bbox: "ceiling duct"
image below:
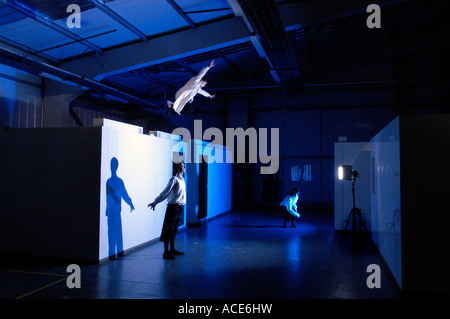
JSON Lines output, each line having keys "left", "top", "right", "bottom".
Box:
{"left": 238, "top": 0, "right": 301, "bottom": 85}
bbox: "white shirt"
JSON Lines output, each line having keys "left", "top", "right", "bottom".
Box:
{"left": 280, "top": 194, "right": 299, "bottom": 217}
{"left": 172, "top": 66, "right": 211, "bottom": 113}
{"left": 154, "top": 175, "right": 186, "bottom": 206}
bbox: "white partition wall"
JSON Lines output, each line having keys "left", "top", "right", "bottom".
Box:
{"left": 370, "top": 117, "right": 402, "bottom": 288}
{"left": 0, "top": 119, "right": 189, "bottom": 262}
{"left": 98, "top": 122, "right": 186, "bottom": 260}
{"left": 370, "top": 115, "right": 450, "bottom": 294}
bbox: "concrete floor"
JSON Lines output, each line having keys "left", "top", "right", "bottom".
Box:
{"left": 0, "top": 207, "right": 401, "bottom": 299}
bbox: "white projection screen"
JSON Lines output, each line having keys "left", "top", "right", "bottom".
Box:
{"left": 98, "top": 119, "right": 187, "bottom": 260}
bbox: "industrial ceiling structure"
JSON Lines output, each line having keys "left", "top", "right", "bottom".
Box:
{"left": 0, "top": 0, "right": 449, "bottom": 116}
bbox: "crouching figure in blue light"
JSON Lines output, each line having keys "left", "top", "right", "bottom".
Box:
{"left": 167, "top": 60, "right": 216, "bottom": 115}
{"left": 280, "top": 188, "right": 300, "bottom": 228}
{"left": 148, "top": 161, "right": 186, "bottom": 260}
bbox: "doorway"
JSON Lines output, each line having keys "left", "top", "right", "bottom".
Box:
{"left": 198, "top": 156, "right": 208, "bottom": 220}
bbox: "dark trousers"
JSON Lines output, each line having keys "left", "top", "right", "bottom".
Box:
{"left": 160, "top": 203, "right": 183, "bottom": 243}
{"left": 281, "top": 206, "right": 294, "bottom": 224}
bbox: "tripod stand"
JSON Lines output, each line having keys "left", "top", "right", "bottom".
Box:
{"left": 341, "top": 171, "right": 367, "bottom": 244}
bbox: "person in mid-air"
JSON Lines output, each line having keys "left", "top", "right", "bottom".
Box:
{"left": 280, "top": 188, "right": 300, "bottom": 228}
{"left": 167, "top": 59, "right": 216, "bottom": 115}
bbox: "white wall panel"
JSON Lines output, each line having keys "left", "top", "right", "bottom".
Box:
{"left": 370, "top": 117, "right": 401, "bottom": 288}
{"left": 98, "top": 123, "right": 184, "bottom": 260}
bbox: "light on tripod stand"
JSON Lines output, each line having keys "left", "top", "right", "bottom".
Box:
{"left": 338, "top": 164, "right": 367, "bottom": 242}
{"left": 338, "top": 165, "right": 359, "bottom": 182}
{"left": 338, "top": 166, "right": 343, "bottom": 180}
{"left": 338, "top": 165, "right": 350, "bottom": 180}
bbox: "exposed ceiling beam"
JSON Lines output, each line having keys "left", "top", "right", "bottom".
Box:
{"left": 227, "top": 0, "right": 281, "bottom": 83}
{"left": 132, "top": 70, "right": 176, "bottom": 91}
{"left": 185, "top": 8, "right": 231, "bottom": 14}
{"left": 175, "top": 59, "right": 197, "bottom": 75}
{"left": 0, "top": 71, "right": 43, "bottom": 88}
{"left": 0, "top": 46, "right": 163, "bottom": 113}
{"left": 87, "top": 0, "right": 148, "bottom": 42}
{"left": 239, "top": 0, "right": 301, "bottom": 84}
{"left": 0, "top": 34, "right": 59, "bottom": 64}
{"left": 166, "top": 0, "right": 196, "bottom": 29}
{"left": 34, "top": 29, "right": 117, "bottom": 54}
{"left": 215, "top": 49, "right": 246, "bottom": 81}
{"left": 226, "top": 0, "right": 254, "bottom": 32}
{"left": 0, "top": 0, "right": 103, "bottom": 55}
{"left": 58, "top": 17, "right": 252, "bottom": 80}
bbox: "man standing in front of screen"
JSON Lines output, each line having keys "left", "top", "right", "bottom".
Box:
{"left": 167, "top": 59, "right": 216, "bottom": 115}
{"left": 148, "top": 162, "right": 186, "bottom": 260}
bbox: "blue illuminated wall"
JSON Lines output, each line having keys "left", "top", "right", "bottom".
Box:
{"left": 186, "top": 140, "right": 232, "bottom": 225}
{"left": 0, "top": 63, "right": 42, "bottom": 129}
{"left": 0, "top": 64, "right": 15, "bottom": 128}
{"left": 206, "top": 155, "right": 232, "bottom": 219}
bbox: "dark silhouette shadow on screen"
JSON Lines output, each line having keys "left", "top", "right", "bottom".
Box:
{"left": 106, "top": 157, "right": 135, "bottom": 259}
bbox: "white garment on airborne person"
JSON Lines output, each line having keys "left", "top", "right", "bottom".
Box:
{"left": 168, "top": 66, "right": 212, "bottom": 114}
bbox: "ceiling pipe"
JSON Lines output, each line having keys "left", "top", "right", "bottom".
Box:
{"left": 166, "top": 0, "right": 196, "bottom": 29}
{"left": 241, "top": 0, "right": 300, "bottom": 84}
{"left": 226, "top": 0, "right": 280, "bottom": 83}
{"left": 227, "top": 0, "right": 254, "bottom": 33}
